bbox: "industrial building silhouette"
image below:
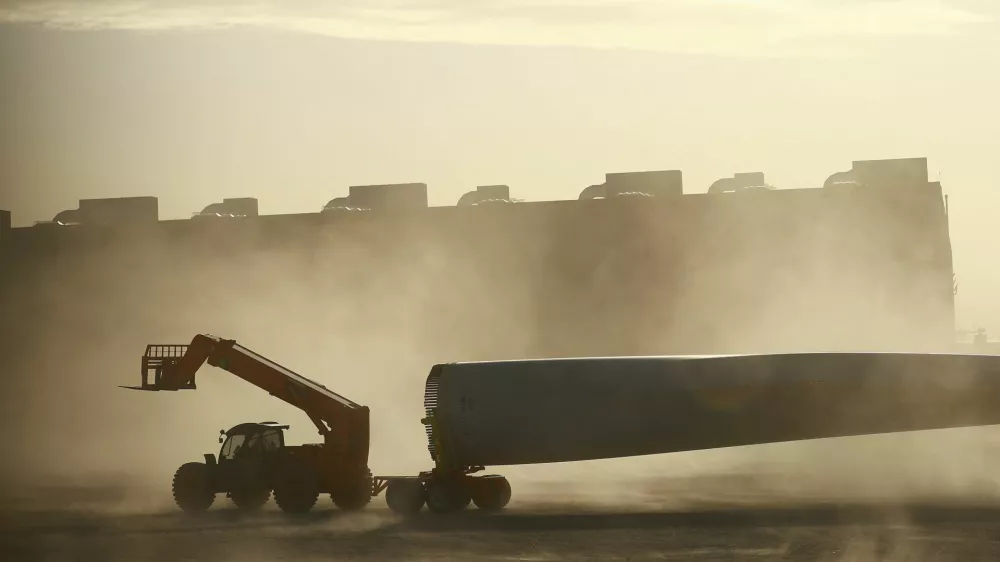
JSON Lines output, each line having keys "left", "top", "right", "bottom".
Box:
{"left": 0, "top": 157, "right": 969, "bottom": 357}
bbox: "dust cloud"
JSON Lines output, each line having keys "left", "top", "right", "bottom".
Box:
{"left": 1, "top": 212, "right": 543, "bottom": 506}
{"left": 2, "top": 188, "right": 996, "bottom": 517}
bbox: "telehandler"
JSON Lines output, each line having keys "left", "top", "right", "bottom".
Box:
{"left": 124, "top": 334, "right": 512, "bottom": 515}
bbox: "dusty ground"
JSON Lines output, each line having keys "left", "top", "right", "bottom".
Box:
{"left": 5, "top": 475, "right": 1000, "bottom": 561}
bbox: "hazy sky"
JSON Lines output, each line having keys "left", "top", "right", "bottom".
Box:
{"left": 0, "top": 0, "right": 998, "bottom": 329}
{"left": 2, "top": 1, "right": 997, "bottom": 55}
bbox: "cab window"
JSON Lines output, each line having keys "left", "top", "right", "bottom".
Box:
{"left": 242, "top": 429, "right": 282, "bottom": 455}
{"left": 220, "top": 434, "right": 246, "bottom": 460}
{"left": 261, "top": 429, "right": 282, "bottom": 451}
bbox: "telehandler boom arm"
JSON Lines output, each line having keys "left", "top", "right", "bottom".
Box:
{"left": 123, "top": 334, "right": 369, "bottom": 468}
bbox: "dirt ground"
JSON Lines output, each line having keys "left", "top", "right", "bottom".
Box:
{"left": 6, "top": 475, "right": 1000, "bottom": 562}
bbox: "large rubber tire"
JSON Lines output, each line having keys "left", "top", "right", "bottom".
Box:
{"left": 172, "top": 462, "right": 214, "bottom": 513}
{"left": 385, "top": 479, "right": 425, "bottom": 516}
{"left": 472, "top": 477, "right": 511, "bottom": 512}
{"left": 230, "top": 487, "right": 271, "bottom": 511}
{"left": 425, "top": 478, "right": 471, "bottom": 514}
{"left": 273, "top": 461, "right": 319, "bottom": 515}
{"left": 332, "top": 472, "right": 373, "bottom": 512}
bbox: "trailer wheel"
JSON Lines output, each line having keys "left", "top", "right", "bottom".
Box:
{"left": 472, "top": 477, "right": 511, "bottom": 512}
{"left": 230, "top": 487, "right": 271, "bottom": 511}
{"left": 273, "top": 462, "right": 319, "bottom": 514}
{"left": 385, "top": 479, "right": 425, "bottom": 515}
{"left": 172, "top": 462, "right": 214, "bottom": 513}
{"left": 332, "top": 472, "right": 373, "bottom": 512}
{"left": 425, "top": 478, "right": 471, "bottom": 514}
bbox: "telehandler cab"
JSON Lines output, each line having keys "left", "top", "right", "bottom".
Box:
{"left": 172, "top": 421, "right": 289, "bottom": 512}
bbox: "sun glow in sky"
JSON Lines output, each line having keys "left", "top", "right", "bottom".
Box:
{"left": 2, "top": 0, "right": 997, "bottom": 55}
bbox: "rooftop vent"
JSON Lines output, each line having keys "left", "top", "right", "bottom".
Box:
{"left": 458, "top": 185, "right": 511, "bottom": 206}
{"left": 708, "top": 172, "right": 770, "bottom": 194}
{"left": 195, "top": 198, "right": 258, "bottom": 218}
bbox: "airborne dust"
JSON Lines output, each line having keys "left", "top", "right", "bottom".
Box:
{"left": 2, "top": 195, "right": 999, "bottom": 520}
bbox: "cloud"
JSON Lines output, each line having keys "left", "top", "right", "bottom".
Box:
{"left": 0, "top": 0, "right": 993, "bottom": 56}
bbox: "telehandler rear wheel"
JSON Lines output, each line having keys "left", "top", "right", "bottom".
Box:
{"left": 172, "top": 462, "right": 214, "bottom": 513}
{"left": 230, "top": 487, "right": 271, "bottom": 511}
{"left": 273, "top": 461, "right": 319, "bottom": 514}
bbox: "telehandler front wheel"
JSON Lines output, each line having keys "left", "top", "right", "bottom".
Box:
{"left": 172, "top": 462, "right": 214, "bottom": 513}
